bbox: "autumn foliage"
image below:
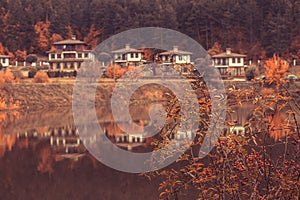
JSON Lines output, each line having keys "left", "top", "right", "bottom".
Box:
{"left": 104, "top": 65, "right": 126, "bottom": 79}
{"left": 147, "top": 72, "right": 300, "bottom": 199}
{"left": 0, "top": 67, "right": 14, "bottom": 87}
{"left": 264, "top": 54, "right": 289, "bottom": 80}
{"left": 33, "top": 71, "right": 50, "bottom": 83}
{"left": 34, "top": 21, "right": 51, "bottom": 53}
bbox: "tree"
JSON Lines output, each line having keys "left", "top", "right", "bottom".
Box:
{"left": 264, "top": 54, "right": 289, "bottom": 80}
{"left": 26, "top": 54, "right": 38, "bottom": 64}
{"left": 146, "top": 67, "right": 299, "bottom": 199}
{"left": 34, "top": 21, "right": 51, "bottom": 53}
{"left": 84, "top": 24, "right": 103, "bottom": 49}
{"left": 208, "top": 42, "right": 222, "bottom": 56}
{"left": 3, "top": 67, "right": 14, "bottom": 83}
{"left": 104, "top": 65, "right": 126, "bottom": 79}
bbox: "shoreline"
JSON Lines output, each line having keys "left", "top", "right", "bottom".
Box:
{"left": 1, "top": 80, "right": 299, "bottom": 111}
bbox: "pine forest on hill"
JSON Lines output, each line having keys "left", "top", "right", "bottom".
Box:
{"left": 0, "top": 0, "right": 299, "bottom": 62}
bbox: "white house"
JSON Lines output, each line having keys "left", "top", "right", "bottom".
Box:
{"left": 212, "top": 48, "right": 246, "bottom": 78}
{"left": 47, "top": 36, "right": 94, "bottom": 72}
{"left": 0, "top": 55, "right": 10, "bottom": 67}
{"left": 158, "top": 46, "right": 192, "bottom": 64}
{"left": 111, "top": 44, "right": 144, "bottom": 66}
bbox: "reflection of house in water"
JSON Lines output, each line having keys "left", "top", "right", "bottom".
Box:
{"left": 49, "top": 127, "right": 84, "bottom": 155}
{"left": 15, "top": 126, "right": 87, "bottom": 159}
{"left": 104, "top": 122, "right": 148, "bottom": 150}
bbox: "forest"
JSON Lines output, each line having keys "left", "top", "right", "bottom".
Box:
{"left": 0, "top": 0, "right": 299, "bottom": 62}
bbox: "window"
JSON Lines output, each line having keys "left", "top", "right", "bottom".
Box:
{"left": 57, "top": 54, "right": 61, "bottom": 59}
{"left": 64, "top": 53, "right": 76, "bottom": 59}
{"left": 131, "top": 53, "right": 134, "bottom": 58}
{"left": 78, "top": 53, "right": 82, "bottom": 58}
{"left": 135, "top": 53, "right": 139, "bottom": 58}
{"left": 51, "top": 54, "right": 55, "bottom": 59}
{"left": 232, "top": 58, "right": 236, "bottom": 63}
{"left": 237, "top": 58, "right": 241, "bottom": 63}
{"left": 178, "top": 55, "right": 183, "bottom": 61}
{"left": 85, "top": 53, "right": 88, "bottom": 58}
{"left": 222, "top": 58, "right": 227, "bottom": 65}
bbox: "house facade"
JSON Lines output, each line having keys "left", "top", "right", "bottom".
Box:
{"left": 47, "top": 36, "right": 94, "bottom": 72}
{"left": 158, "top": 46, "right": 192, "bottom": 64}
{"left": 212, "top": 48, "right": 246, "bottom": 78}
{"left": 111, "top": 44, "right": 144, "bottom": 66}
{"left": 0, "top": 55, "right": 10, "bottom": 67}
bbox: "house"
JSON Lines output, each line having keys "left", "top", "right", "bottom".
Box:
{"left": 158, "top": 46, "right": 192, "bottom": 65}
{"left": 212, "top": 48, "right": 246, "bottom": 79}
{"left": 0, "top": 55, "right": 10, "bottom": 68}
{"left": 111, "top": 44, "right": 144, "bottom": 66}
{"left": 47, "top": 36, "right": 94, "bottom": 72}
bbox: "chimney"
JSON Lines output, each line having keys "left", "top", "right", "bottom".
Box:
{"left": 71, "top": 35, "right": 76, "bottom": 40}
{"left": 173, "top": 46, "right": 179, "bottom": 52}
{"left": 125, "top": 44, "right": 130, "bottom": 50}
{"left": 226, "top": 48, "right": 232, "bottom": 55}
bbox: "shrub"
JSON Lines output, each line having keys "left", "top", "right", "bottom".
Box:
{"left": 33, "top": 71, "right": 50, "bottom": 83}
{"left": 28, "top": 69, "right": 37, "bottom": 78}
{"left": 105, "top": 65, "right": 126, "bottom": 79}
{"left": 26, "top": 54, "right": 38, "bottom": 63}
{"left": 245, "top": 66, "right": 257, "bottom": 81}
{"left": 3, "top": 67, "right": 14, "bottom": 83}
{"left": 0, "top": 71, "right": 5, "bottom": 88}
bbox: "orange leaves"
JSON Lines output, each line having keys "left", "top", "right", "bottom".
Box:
{"left": 14, "top": 49, "right": 27, "bottom": 62}
{"left": 33, "top": 71, "right": 50, "bottom": 83}
{"left": 142, "top": 48, "right": 153, "bottom": 61}
{"left": 208, "top": 42, "right": 222, "bottom": 56}
{"left": 0, "top": 67, "right": 14, "bottom": 88}
{"left": 3, "top": 67, "right": 14, "bottom": 83}
{"left": 34, "top": 21, "right": 51, "bottom": 52}
{"left": 264, "top": 54, "right": 289, "bottom": 80}
{"left": 50, "top": 33, "right": 63, "bottom": 43}
{"left": 84, "top": 24, "right": 103, "bottom": 49}
{"left": 105, "top": 64, "right": 126, "bottom": 79}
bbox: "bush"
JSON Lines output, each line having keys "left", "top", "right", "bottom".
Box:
{"left": 33, "top": 71, "right": 50, "bottom": 83}
{"left": 3, "top": 67, "right": 14, "bottom": 83}
{"left": 26, "top": 54, "right": 38, "bottom": 63}
{"left": 245, "top": 66, "right": 257, "bottom": 81}
{"left": 0, "top": 68, "right": 15, "bottom": 86}
{"left": 28, "top": 69, "right": 37, "bottom": 78}
{"left": 105, "top": 65, "right": 126, "bottom": 79}
{"left": 0, "top": 71, "right": 5, "bottom": 88}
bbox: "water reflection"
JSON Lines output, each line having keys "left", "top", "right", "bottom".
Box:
{"left": 0, "top": 102, "right": 296, "bottom": 199}
{"left": 0, "top": 108, "right": 167, "bottom": 200}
